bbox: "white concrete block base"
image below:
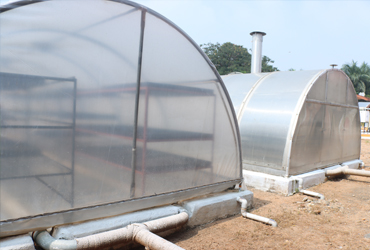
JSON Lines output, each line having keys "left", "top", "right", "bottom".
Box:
{"left": 0, "top": 234, "right": 35, "bottom": 250}
{"left": 0, "top": 190, "right": 253, "bottom": 250}
{"left": 181, "top": 190, "right": 253, "bottom": 227}
{"left": 243, "top": 160, "right": 363, "bottom": 196}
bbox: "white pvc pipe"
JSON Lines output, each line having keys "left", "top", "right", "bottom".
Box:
{"left": 134, "top": 225, "right": 183, "bottom": 250}
{"left": 236, "top": 197, "right": 277, "bottom": 227}
{"left": 33, "top": 231, "right": 77, "bottom": 250}
{"left": 300, "top": 190, "right": 325, "bottom": 200}
{"left": 33, "top": 212, "right": 188, "bottom": 250}
{"left": 294, "top": 178, "right": 325, "bottom": 200}
{"left": 326, "top": 165, "right": 370, "bottom": 177}
{"left": 360, "top": 161, "right": 365, "bottom": 168}
{"left": 250, "top": 31, "right": 266, "bottom": 74}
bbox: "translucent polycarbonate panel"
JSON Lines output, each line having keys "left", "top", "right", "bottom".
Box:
{"left": 73, "top": 89, "right": 136, "bottom": 207}
{"left": 290, "top": 70, "right": 360, "bottom": 175}
{"left": 320, "top": 105, "right": 344, "bottom": 165}
{"left": 347, "top": 79, "right": 359, "bottom": 106}
{"left": 342, "top": 108, "right": 361, "bottom": 160}
{"left": 238, "top": 70, "right": 322, "bottom": 170}
{"left": 1, "top": 74, "right": 75, "bottom": 127}
{"left": 289, "top": 102, "right": 325, "bottom": 175}
{"left": 306, "top": 72, "right": 327, "bottom": 101}
{"left": 140, "top": 13, "right": 217, "bottom": 84}
{"left": 326, "top": 70, "right": 348, "bottom": 105}
{"left": 1, "top": 0, "right": 241, "bottom": 226}
{"left": 0, "top": 0, "right": 141, "bottom": 219}
{"left": 221, "top": 73, "right": 266, "bottom": 114}
{"left": 0, "top": 1, "right": 140, "bottom": 83}
{"left": 132, "top": 12, "right": 241, "bottom": 197}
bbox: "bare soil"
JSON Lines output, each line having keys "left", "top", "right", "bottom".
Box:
{"left": 166, "top": 139, "right": 370, "bottom": 250}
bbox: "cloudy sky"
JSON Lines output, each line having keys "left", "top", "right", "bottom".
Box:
{"left": 134, "top": 0, "right": 369, "bottom": 71}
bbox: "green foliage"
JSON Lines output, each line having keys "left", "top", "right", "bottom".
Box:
{"left": 341, "top": 61, "right": 370, "bottom": 95}
{"left": 200, "top": 42, "right": 278, "bottom": 75}
{"left": 262, "top": 56, "right": 279, "bottom": 72}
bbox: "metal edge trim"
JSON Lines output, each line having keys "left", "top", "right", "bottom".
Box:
{"left": 282, "top": 69, "right": 327, "bottom": 177}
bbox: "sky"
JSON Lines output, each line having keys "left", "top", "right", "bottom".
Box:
{"left": 1, "top": 0, "right": 369, "bottom": 71}
{"left": 133, "top": 0, "right": 370, "bottom": 71}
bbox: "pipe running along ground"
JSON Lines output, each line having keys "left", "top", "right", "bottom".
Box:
{"left": 33, "top": 212, "right": 188, "bottom": 250}
{"left": 293, "top": 178, "right": 325, "bottom": 200}
{"left": 236, "top": 197, "right": 277, "bottom": 227}
{"left": 326, "top": 165, "right": 370, "bottom": 178}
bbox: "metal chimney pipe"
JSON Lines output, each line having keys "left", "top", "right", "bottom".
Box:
{"left": 250, "top": 31, "right": 266, "bottom": 73}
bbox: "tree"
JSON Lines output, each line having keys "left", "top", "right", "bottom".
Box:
{"left": 200, "top": 42, "right": 278, "bottom": 75}
{"left": 262, "top": 56, "right": 279, "bottom": 72}
{"left": 341, "top": 61, "right": 370, "bottom": 95}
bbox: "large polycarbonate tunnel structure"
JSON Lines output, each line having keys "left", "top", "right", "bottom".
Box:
{"left": 222, "top": 69, "right": 361, "bottom": 177}
{"left": 0, "top": 0, "right": 242, "bottom": 237}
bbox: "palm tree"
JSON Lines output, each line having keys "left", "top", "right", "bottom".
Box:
{"left": 342, "top": 61, "right": 370, "bottom": 95}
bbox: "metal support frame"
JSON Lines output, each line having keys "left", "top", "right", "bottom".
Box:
{"left": 130, "top": 9, "right": 146, "bottom": 198}
{"left": 0, "top": 73, "right": 77, "bottom": 207}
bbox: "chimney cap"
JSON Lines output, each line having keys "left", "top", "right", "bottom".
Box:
{"left": 250, "top": 31, "right": 266, "bottom": 36}
{"left": 330, "top": 64, "right": 338, "bottom": 68}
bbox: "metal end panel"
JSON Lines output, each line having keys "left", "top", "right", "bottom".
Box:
{"left": 289, "top": 69, "right": 361, "bottom": 175}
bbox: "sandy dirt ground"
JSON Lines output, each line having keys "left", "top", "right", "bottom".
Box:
{"left": 163, "top": 139, "right": 370, "bottom": 250}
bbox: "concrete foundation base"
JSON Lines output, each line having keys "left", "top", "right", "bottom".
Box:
{"left": 0, "top": 189, "right": 253, "bottom": 250}
{"left": 181, "top": 190, "right": 253, "bottom": 227}
{"left": 242, "top": 160, "right": 363, "bottom": 196}
{"left": 0, "top": 234, "right": 35, "bottom": 250}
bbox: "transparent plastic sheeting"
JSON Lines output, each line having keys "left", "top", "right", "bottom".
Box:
{"left": 0, "top": 0, "right": 241, "bottom": 223}
{"left": 223, "top": 69, "right": 360, "bottom": 176}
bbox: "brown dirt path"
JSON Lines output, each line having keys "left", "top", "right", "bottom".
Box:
{"left": 166, "top": 140, "right": 370, "bottom": 250}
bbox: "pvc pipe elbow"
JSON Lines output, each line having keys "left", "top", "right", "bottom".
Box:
{"left": 238, "top": 197, "right": 277, "bottom": 227}
{"left": 360, "top": 161, "right": 365, "bottom": 168}
{"left": 33, "top": 231, "right": 77, "bottom": 250}
{"left": 236, "top": 197, "right": 248, "bottom": 213}
{"left": 269, "top": 219, "right": 278, "bottom": 227}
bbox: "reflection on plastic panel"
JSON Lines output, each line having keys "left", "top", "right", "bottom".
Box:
{"left": 326, "top": 70, "right": 348, "bottom": 105}
{"left": 0, "top": 0, "right": 241, "bottom": 226}
{"left": 238, "top": 70, "right": 321, "bottom": 169}
{"left": 306, "top": 72, "right": 326, "bottom": 101}
{"left": 289, "top": 102, "right": 325, "bottom": 175}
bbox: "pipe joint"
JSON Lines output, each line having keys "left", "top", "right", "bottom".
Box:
{"left": 236, "top": 196, "right": 248, "bottom": 213}
{"left": 292, "top": 178, "right": 325, "bottom": 199}
{"left": 326, "top": 165, "right": 370, "bottom": 178}
{"left": 34, "top": 212, "right": 188, "bottom": 250}
{"left": 236, "top": 197, "right": 277, "bottom": 227}
{"left": 33, "top": 231, "right": 77, "bottom": 250}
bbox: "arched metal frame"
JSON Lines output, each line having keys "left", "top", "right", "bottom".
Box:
{"left": 223, "top": 69, "right": 361, "bottom": 177}
{"left": 0, "top": 0, "right": 242, "bottom": 237}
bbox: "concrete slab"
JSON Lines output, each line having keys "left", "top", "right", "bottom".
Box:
{"left": 243, "top": 170, "right": 293, "bottom": 194}
{"left": 295, "top": 169, "right": 326, "bottom": 190}
{"left": 243, "top": 159, "right": 363, "bottom": 195}
{"left": 52, "top": 205, "right": 182, "bottom": 240}
{"left": 52, "top": 190, "right": 253, "bottom": 240}
{"left": 182, "top": 190, "right": 253, "bottom": 227}
{"left": 342, "top": 160, "right": 363, "bottom": 169}
{"left": 0, "top": 189, "right": 254, "bottom": 249}
{"left": 0, "top": 234, "right": 35, "bottom": 250}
